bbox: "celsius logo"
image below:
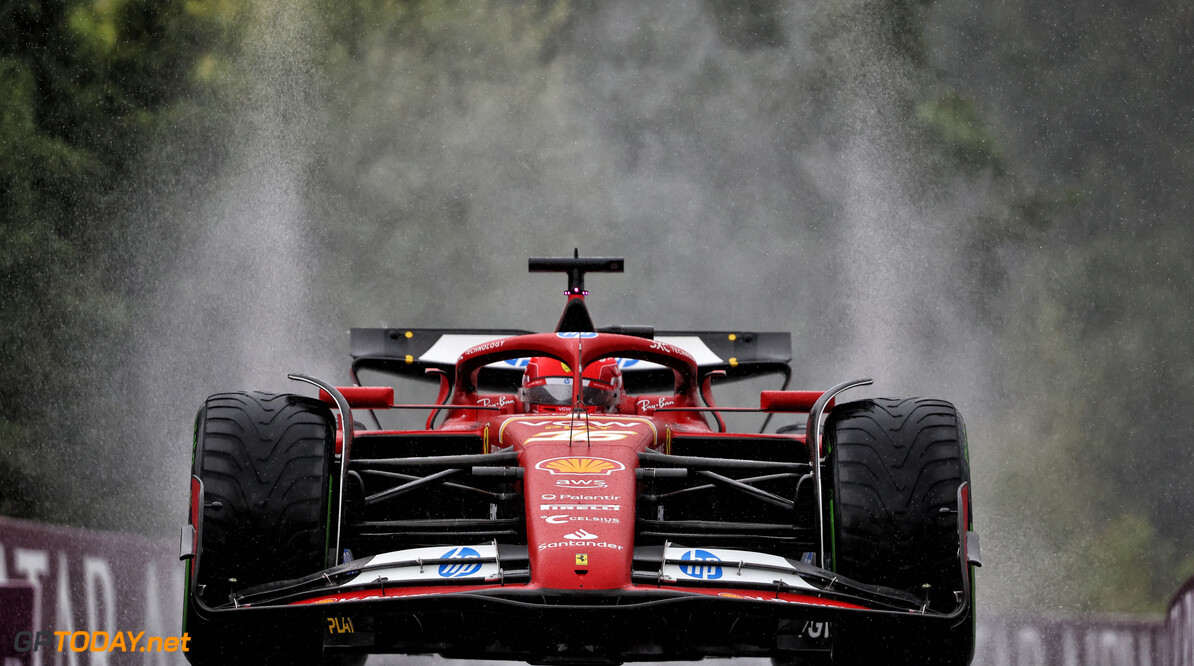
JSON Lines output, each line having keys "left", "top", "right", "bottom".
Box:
{"left": 564, "top": 528, "right": 598, "bottom": 540}
{"left": 542, "top": 514, "right": 620, "bottom": 525}
{"left": 679, "top": 549, "right": 723, "bottom": 580}
{"left": 503, "top": 357, "right": 531, "bottom": 367}
{"left": 556, "top": 332, "right": 598, "bottom": 338}
{"left": 437, "top": 547, "right": 482, "bottom": 578}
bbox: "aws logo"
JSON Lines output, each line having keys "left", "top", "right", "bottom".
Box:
{"left": 535, "top": 457, "right": 626, "bottom": 475}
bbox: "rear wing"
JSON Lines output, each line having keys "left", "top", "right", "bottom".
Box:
{"left": 349, "top": 328, "right": 792, "bottom": 392}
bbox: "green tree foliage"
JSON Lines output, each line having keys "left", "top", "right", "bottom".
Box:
{"left": 0, "top": 0, "right": 233, "bottom": 526}
{"left": 995, "top": 232, "right": 1194, "bottom": 612}
{"left": 929, "top": 0, "right": 1194, "bottom": 612}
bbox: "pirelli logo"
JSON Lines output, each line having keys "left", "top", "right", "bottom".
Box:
{"left": 540, "top": 504, "right": 620, "bottom": 511}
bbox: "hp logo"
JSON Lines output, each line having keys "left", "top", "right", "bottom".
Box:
{"left": 679, "top": 549, "right": 723, "bottom": 580}
{"left": 437, "top": 547, "right": 482, "bottom": 578}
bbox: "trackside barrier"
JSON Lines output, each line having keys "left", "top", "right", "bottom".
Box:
{"left": 1169, "top": 578, "right": 1194, "bottom": 666}
{"left": 0, "top": 517, "right": 184, "bottom": 666}
{"left": 975, "top": 614, "right": 1165, "bottom": 665}
{"left": 974, "top": 579, "right": 1194, "bottom": 666}
{"left": 1, "top": 582, "right": 35, "bottom": 666}
{"left": 2, "top": 516, "right": 1193, "bottom": 665}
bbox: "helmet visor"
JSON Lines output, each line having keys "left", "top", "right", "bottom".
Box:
{"left": 522, "top": 377, "right": 573, "bottom": 406}
{"left": 523, "top": 377, "right": 618, "bottom": 408}
{"left": 581, "top": 381, "right": 618, "bottom": 408}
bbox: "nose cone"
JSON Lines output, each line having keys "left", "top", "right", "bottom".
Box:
{"left": 498, "top": 415, "right": 659, "bottom": 590}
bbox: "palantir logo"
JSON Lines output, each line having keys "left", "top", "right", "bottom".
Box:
{"left": 679, "top": 549, "right": 723, "bottom": 580}
{"left": 438, "top": 547, "right": 482, "bottom": 578}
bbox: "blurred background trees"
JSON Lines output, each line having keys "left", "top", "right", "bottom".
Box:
{"left": 0, "top": 0, "right": 237, "bottom": 523}
{"left": 2, "top": 0, "right": 1191, "bottom": 614}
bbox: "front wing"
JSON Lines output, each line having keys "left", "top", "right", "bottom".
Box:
{"left": 187, "top": 545, "right": 972, "bottom": 664}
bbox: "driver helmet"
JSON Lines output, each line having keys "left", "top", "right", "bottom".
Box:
{"left": 519, "top": 357, "right": 623, "bottom": 413}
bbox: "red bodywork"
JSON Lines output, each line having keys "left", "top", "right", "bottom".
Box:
{"left": 329, "top": 331, "right": 748, "bottom": 592}
{"left": 183, "top": 257, "right": 976, "bottom": 665}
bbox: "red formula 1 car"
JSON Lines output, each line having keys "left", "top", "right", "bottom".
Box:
{"left": 181, "top": 254, "right": 979, "bottom": 666}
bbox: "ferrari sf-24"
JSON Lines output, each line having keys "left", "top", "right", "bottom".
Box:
{"left": 181, "top": 253, "right": 979, "bottom": 665}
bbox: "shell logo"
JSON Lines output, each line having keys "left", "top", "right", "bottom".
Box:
{"left": 535, "top": 457, "right": 626, "bottom": 476}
